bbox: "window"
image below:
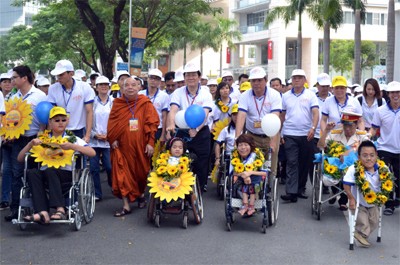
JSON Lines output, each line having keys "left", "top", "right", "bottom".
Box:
{"left": 343, "top": 11, "right": 354, "bottom": 24}
{"left": 247, "top": 11, "right": 265, "bottom": 26}
{"left": 380, "top": 14, "right": 387, "bottom": 26}
{"left": 286, "top": 41, "right": 297, "bottom": 66}
{"left": 248, "top": 47, "right": 255, "bottom": 59}
{"left": 373, "top": 13, "right": 379, "bottom": 25}
{"left": 365, "top": 12, "right": 373, "bottom": 25}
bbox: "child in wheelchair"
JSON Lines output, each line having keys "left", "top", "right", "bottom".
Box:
{"left": 231, "top": 134, "right": 266, "bottom": 216}
{"left": 16, "top": 106, "right": 95, "bottom": 224}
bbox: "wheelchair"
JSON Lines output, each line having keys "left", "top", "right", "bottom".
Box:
{"left": 224, "top": 151, "right": 279, "bottom": 233}
{"left": 216, "top": 143, "right": 230, "bottom": 200}
{"left": 12, "top": 152, "right": 95, "bottom": 231}
{"left": 147, "top": 176, "right": 203, "bottom": 229}
{"left": 311, "top": 151, "right": 346, "bottom": 220}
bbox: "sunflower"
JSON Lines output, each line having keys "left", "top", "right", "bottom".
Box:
{"left": 245, "top": 163, "right": 254, "bottom": 171}
{"left": 254, "top": 159, "right": 263, "bottom": 167}
{"left": 217, "top": 101, "right": 224, "bottom": 106}
{"left": 362, "top": 181, "right": 369, "bottom": 191}
{"left": 380, "top": 172, "right": 388, "bottom": 180}
{"left": 212, "top": 118, "right": 229, "bottom": 140}
{"left": 378, "top": 195, "right": 388, "bottom": 204}
{"left": 364, "top": 191, "right": 377, "bottom": 204}
{"left": 160, "top": 152, "right": 170, "bottom": 160}
{"left": 329, "top": 165, "right": 338, "bottom": 174}
{"left": 382, "top": 180, "right": 393, "bottom": 192}
{"left": 221, "top": 105, "right": 229, "bottom": 113}
{"left": 231, "top": 158, "right": 240, "bottom": 166}
{"left": 179, "top": 156, "right": 189, "bottom": 165}
{"left": 235, "top": 163, "right": 245, "bottom": 173}
{"left": 377, "top": 160, "right": 385, "bottom": 168}
{"left": 148, "top": 171, "right": 195, "bottom": 203}
{"left": 156, "top": 159, "right": 167, "bottom": 166}
{"left": 30, "top": 145, "right": 74, "bottom": 169}
{"left": 156, "top": 166, "right": 167, "bottom": 175}
{"left": 0, "top": 97, "right": 33, "bottom": 140}
{"left": 178, "top": 163, "right": 188, "bottom": 173}
{"left": 325, "top": 164, "right": 333, "bottom": 174}
{"left": 167, "top": 165, "right": 178, "bottom": 176}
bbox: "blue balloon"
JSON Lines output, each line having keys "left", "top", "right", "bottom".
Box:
{"left": 184, "top": 104, "right": 205, "bottom": 129}
{"left": 36, "top": 101, "right": 54, "bottom": 124}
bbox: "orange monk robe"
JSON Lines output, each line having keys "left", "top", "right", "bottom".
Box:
{"left": 107, "top": 95, "right": 159, "bottom": 202}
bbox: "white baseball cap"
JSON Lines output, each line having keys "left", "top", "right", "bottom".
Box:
{"left": 249, "top": 67, "right": 267, "bottom": 80}
{"left": 386, "top": 81, "right": 400, "bottom": 92}
{"left": 116, "top": 70, "right": 130, "bottom": 81}
{"left": 221, "top": 71, "right": 233, "bottom": 78}
{"left": 380, "top": 84, "right": 387, "bottom": 91}
{"left": 75, "top": 69, "right": 87, "bottom": 79}
{"left": 51, "top": 60, "right": 74, "bottom": 76}
{"left": 95, "top": 76, "right": 110, "bottom": 85}
{"left": 37, "top": 77, "right": 51, "bottom": 86}
{"left": 174, "top": 71, "right": 184, "bottom": 82}
{"left": 346, "top": 88, "right": 352, "bottom": 95}
{"left": 207, "top": 79, "right": 218, "bottom": 86}
{"left": 291, "top": 69, "right": 306, "bottom": 78}
{"left": 148, "top": 68, "right": 163, "bottom": 79}
{"left": 354, "top": 85, "right": 363, "bottom": 93}
{"left": 183, "top": 62, "right": 200, "bottom": 74}
{"left": 0, "top": 72, "right": 12, "bottom": 81}
{"left": 316, "top": 73, "right": 331, "bottom": 86}
{"left": 201, "top": 75, "right": 209, "bottom": 80}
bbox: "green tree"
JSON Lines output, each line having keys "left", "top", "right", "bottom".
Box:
{"left": 386, "top": 0, "right": 395, "bottom": 82}
{"left": 264, "top": 0, "right": 314, "bottom": 69}
{"left": 214, "top": 17, "right": 242, "bottom": 76}
{"left": 330, "top": 40, "right": 353, "bottom": 75}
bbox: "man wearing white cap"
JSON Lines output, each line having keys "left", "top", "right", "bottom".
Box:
{"left": 235, "top": 66, "right": 282, "bottom": 178}
{"left": 47, "top": 59, "right": 95, "bottom": 143}
{"left": 371, "top": 81, "right": 400, "bottom": 216}
{"left": 173, "top": 71, "right": 185, "bottom": 88}
{"left": 200, "top": 75, "right": 208, "bottom": 86}
{"left": 280, "top": 69, "right": 319, "bottom": 203}
{"left": 221, "top": 70, "right": 241, "bottom": 102}
{"left": 167, "top": 62, "right": 213, "bottom": 191}
{"left": 138, "top": 68, "right": 170, "bottom": 142}
{"left": 36, "top": 77, "right": 51, "bottom": 95}
{"left": 74, "top": 69, "right": 87, "bottom": 82}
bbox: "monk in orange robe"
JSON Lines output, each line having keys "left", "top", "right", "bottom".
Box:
{"left": 108, "top": 76, "right": 159, "bottom": 217}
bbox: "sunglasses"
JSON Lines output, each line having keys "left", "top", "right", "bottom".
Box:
{"left": 54, "top": 119, "right": 67, "bottom": 123}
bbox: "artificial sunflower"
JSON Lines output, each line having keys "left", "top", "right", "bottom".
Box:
{"left": 148, "top": 171, "right": 195, "bottom": 203}
{"left": 211, "top": 164, "right": 218, "bottom": 183}
{"left": 254, "top": 159, "right": 263, "bottom": 167}
{"left": 382, "top": 180, "right": 393, "bottom": 192}
{"left": 178, "top": 163, "right": 188, "bottom": 173}
{"left": 212, "top": 118, "right": 230, "bottom": 140}
{"left": 156, "top": 159, "right": 167, "bottom": 166}
{"left": 160, "top": 152, "right": 170, "bottom": 160}
{"left": 30, "top": 144, "right": 74, "bottom": 169}
{"left": 167, "top": 165, "right": 178, "bottom": 175}
{"left": 234, "top": 163, "right": 245, "bottom": 173}
{"left": 221, "top": 105, "right": 229, "bottom": 113}
{"left": 179, "top": 156, "right": 189, "bottom": 165}
{"left": 377, "top": 160, "right": 385, "bottom": 168}
{"left": 157, "top": 166, "right": 167, "bottom": 175}
{"left": 362, "top": 181, "right": 369, "bottom": 191}
{"left": 365, "top": 192, "right": 377, "bottom": 204}
{"left": 380, "top": 171, "right": 389, "bottom": 180}
{"left": 245, "top": 164, "right": 254, "bottom": 171}
{"left": 0, "top": 97, "right": 33, "bottom": 139}
{"left": 231, "top": 158, "right": 240, "bottom": 166}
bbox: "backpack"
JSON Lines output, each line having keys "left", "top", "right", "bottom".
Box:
{"left": 358, "top": 96, "right": 383, "bottom": 107}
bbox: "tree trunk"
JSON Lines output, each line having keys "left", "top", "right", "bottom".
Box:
{"left": 296, "top": 12, "right": 302, "bottom": 69}
{"left": 183, "top": 41, "right": 187, "bottom": 66}
{"left": 386, "top": 0, "right": 395, "bottom": 83}
{"left": 219, "top": 45, "right": 223, "bottom": 76}
{"left": 354, "top": 7, "right": 361, "bottom": 84}
{"left": 323, "top": 22, "right": 330, "bottom": 73}
{"left": 200, "top": 48, "right": 203, "bottom": 74}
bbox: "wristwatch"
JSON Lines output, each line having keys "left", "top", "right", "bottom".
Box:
{"left": 311, "top": 126, "right": 316, "bottom": 130}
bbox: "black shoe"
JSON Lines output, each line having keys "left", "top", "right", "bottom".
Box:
{"left": 203, "top": 185, "right": 207, "bottom": 193}
{"left": 322, "top": 187, "right": 330, "bottom": 195}
{"left": 281, "top": 194, "right": 297, "bottom": 203}
{"left": 328, "top": 196, "right": 337, "bottom": 205}
{"left": 279, "top": 179, "right": 286, "bottom": 185}
{"left": 297, "top": 192, "right": 308, "bottom": 199}
{"left": 4, "top": 210, "right": 18, "bottom": 222}
{"left": 0, "top": 201, "right": 10, "bottom": 211}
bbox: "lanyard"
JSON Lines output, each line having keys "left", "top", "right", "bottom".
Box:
{"left": 146, "top": 88, "right": 158, "bottom": 103}
{"left": 62, "top": 79, "right": 75, "bottom": 110}
{"left": 253, "top": 88, "right": 267, "bottom": 119}
{"left": 335, "top": 95, "right": 348, "bottom": 120}
{"left": 17, "top": 87, "right": 33, "bottom": 100}
{"left": 125, "top": 95, "right": 138, "bottom": 118}
{"left": 185, "top": 85, "right": 200, "bottom": 106}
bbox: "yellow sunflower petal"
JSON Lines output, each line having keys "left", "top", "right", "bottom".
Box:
{"left": 0, "top": 97, "right": 33, "bottom": 139}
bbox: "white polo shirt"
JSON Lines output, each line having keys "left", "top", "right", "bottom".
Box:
{"left": 229, "top": 87, "right": 241, "bottom": 102}
{"left": 11, "top": 86, "right": 47, "bottom": 137}
{"left": 314, "top": 92, "right": 332, "bottom": 138}
{"left": 90, "top": 95, "right": 113, "bottom": 148}
{"left": 213, "top": 97, "right": 238, "bottom": 122}
{"left": 238, "top": 87, "right": 282, "bottom": 135}
{"left": 216, "top": 125, "right": 236, "bottom": 154}
{"left": 282, "top": 88, "right": 319, "bottom": 137}
{"left": 359, "top": 95, "right": 386, "bottom": 128}
{"left": 371, "top": 104, "right": 400, "bottom": 153}
{"left": 47, "top": 79, "right": 95, "bottom": 130}
{"left": 0, "top": 92, "right": 5, "bottom": 116}
{"left": 321, "top": 95, "right": 363, "bottom": 129}
{"left": 139, "top": 88, "right": 170, "bottom": 129}
{"left": 170, "top": 85, "right": 213, "bottom": 112}
{"left": 343, "top": 164, "right": 381, "bottom": 207}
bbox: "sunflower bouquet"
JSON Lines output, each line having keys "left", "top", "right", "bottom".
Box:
{"left": 354, "top": 159, "right": 395, "bottom": 206}
{"left": 148, "top": 151, "right": 195, "bottom": 202}
{"left": 322, "top": 140, "right": 349, "bottom": 183}
{"left": 231, "top": 148, "right": 265, "bottom": 173}
{"left": 325, "top": 139, "right": 347, "bottom": 158}
{"left": 216, "top": 99, "right": 229, "bottom": 113}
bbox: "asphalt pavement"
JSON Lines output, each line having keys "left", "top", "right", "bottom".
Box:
{"left": 0, "top": 174, "right": 399, "bottom": 265}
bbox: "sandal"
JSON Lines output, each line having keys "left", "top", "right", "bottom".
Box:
{"left": 247, "top": 205, "right": 255, "bottom": 216}
{"left": 137, "top": 196, "right": 147, "bottom": 209}
{"left": 24, "top": 212, "right": 50, "bottom": 225}
{"left": 238, "top": 203, "right": 248, "bottom": 216}
{"left": 339, "top": 205, "right": 348, "bottom": 211}
{"left": 383, "top": 207, "right": 394, "bottom": 216}
{"left": 50, "top": 211, "right": 67, "bottom": 220}
{"left": 114, "top": 208, "right": 132, "bottom": 217}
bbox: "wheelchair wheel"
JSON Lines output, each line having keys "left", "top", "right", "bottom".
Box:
{"left": 191, "top": 178, "right": 203, "bottom": 223}
{"left": 147, "top": 193, "right": 156, "bottom": 223}
{"left": 154, "top": 212, "right": 160, "bottom": 228}
{"left": 182, "top": 213, "right": 188, "bottom": 229}
{"left": 72, "top": 208, "right": 82, "bottom": 231}
{"left": 268, "top": 176, "right": 279, "bottom": 226}
{"left": 79, "top": 168, "right": 95, "bottom": 224}
{"left": 311, "top": 163, "right": 322, "bottom": 220}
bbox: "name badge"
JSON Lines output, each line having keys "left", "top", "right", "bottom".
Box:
{"left": 129, "top": 118, "right": 139, "bottom": 131}
{"left": 253, "top": 120, "right": 261, "bottom": 128}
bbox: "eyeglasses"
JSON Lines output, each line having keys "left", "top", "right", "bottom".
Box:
{"left": 54, "top": 119, "right": 67, "bottom": 123}
{"left": 223, "top": 78, "right": 233, "bottom": 82}
{"left": 11, "top": 76, "right": 20, "bottom": 80}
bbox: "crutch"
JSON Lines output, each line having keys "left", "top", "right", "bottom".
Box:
{"left": 348, "top": 190, "right": 360, "bottom": 250}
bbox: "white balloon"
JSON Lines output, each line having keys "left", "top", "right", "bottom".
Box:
{"left": 261, "top": 114, "right": 281, "bottom": 137}
{"left": 175, "top": 110, "right": 189, "bottom": 129}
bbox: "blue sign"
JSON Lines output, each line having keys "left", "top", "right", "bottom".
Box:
{"left": 117, "top": 62, "right": 128, "bottom": 71}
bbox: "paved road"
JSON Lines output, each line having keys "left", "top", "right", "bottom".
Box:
{"left": 0, "top": 176, "right": 399, "bottom": 265}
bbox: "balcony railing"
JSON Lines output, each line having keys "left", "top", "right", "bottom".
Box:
{"left": 236, "top": 0, "right": 270, "bottom": 9}
{"left": 239, "top": 22, "right": 266, "bottom": 34}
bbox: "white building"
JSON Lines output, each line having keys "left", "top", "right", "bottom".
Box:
{"left": 166, "top": 0, "right": 399, "bottom": 83}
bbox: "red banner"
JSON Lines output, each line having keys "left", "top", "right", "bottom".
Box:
{"left": 226, "top": 47, "right": 231, "bottom": 64}
{"left": 268, "top": 40, "right": 273, "bottom": 60}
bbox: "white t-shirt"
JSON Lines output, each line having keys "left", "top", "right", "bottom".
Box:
{"left": 343, "top": 164, "right": 381, "bottom": 207}
{"left": 282, "top": 88, "right": 319, "bottom": 136}
{"left": 321, "top": 95, "right": 363, "bottom": 129}
{"left": 11, "top": 86, "right": 47, "bottom": 137}
{"left": 216, "top": 125, "right": 236, "bottom": 155}
{"left": 0, "top": 92, "right": 5, "bottom": 116}
{"left": 213, "top": 97, "right": 237, "bottom": 122}
{"left": 371, "top": 104, "right": 400, "bottom": 153}
{"left": 47, "top": 79, "right": 95, "bottom": 130}
{"left": 139, "top": 88, "right": 170, "bottom": 129}
{"left": 238, "top": 87, "right": 282, "bottom": 135}
{"left": 229, "top": 87, "right": 241, "bottom": 102}
{"left": 314, "top": 92, "right": 332, "bottom": 138}
{"left": 89, "top": 95, "right": 113, "bottom": 148}
{"left": 359, "top": 96, "right": 386, "bottom": 128}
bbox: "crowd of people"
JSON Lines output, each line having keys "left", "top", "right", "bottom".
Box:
{"left": 0, "top": 59, "right": 398, "bottom": 248}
